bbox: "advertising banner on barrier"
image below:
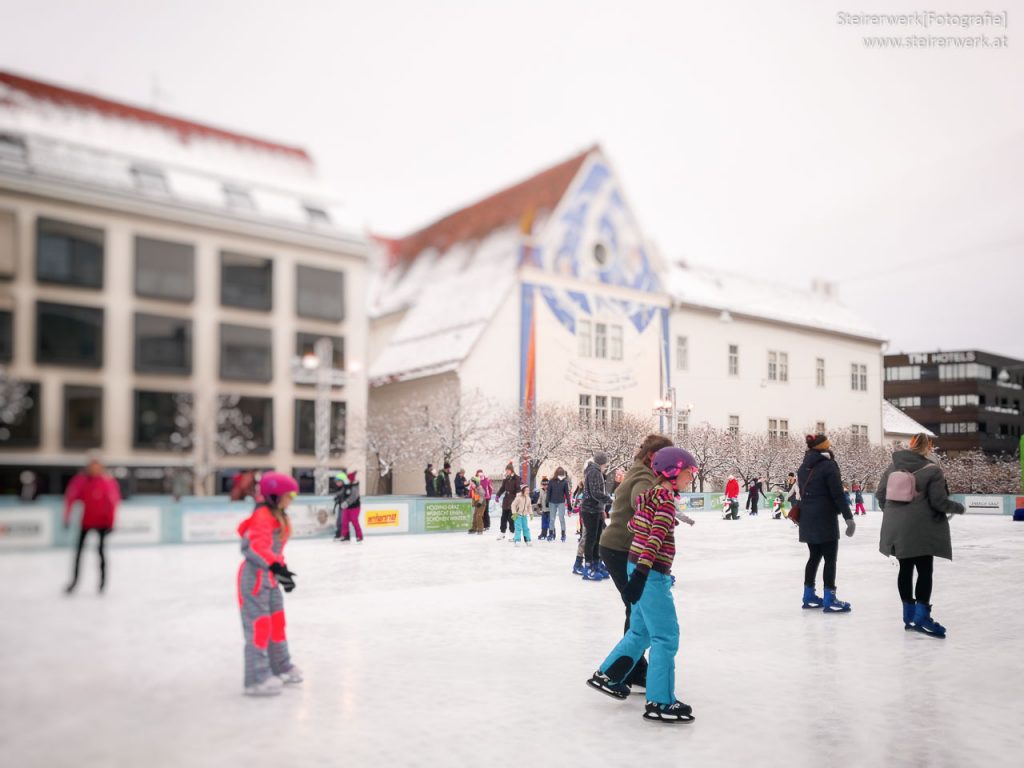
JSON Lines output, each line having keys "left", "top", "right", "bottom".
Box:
{"left": 362, "top": 502, "right": 409, "bottom": 533}
{"left": 963, "top": 495, "right": 1004, "bottom": 515}
{"left": 288, "top": 503, "right": 334, "bottom": 538}
{"left": 424, "top": 500, "right": 473, "bottom": 531}
{"left": 0, "top": 508, "right": 52, "bottom": 548}
{"left": 114, "top": 507, "right": 161, "bottom": 545}
{"left": 182, "top": 509, "right": 250, "bottom": 543}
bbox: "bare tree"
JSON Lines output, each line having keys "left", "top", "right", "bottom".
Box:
{"left": 944, "top": 448, "right": 1022, "bottom": 494}
{"left": 0, "top": 366, "right": 33, "bottom": 441}
{"left": 488, "top": 401, "right": 580, "bottom": 484}
{"left": 169, "top": 393, "right": 260, "bottom": 495}
{"left": 683, "top": 422, "right": 732, "bottom": 492}
{"left": 361, "top": 405, "right": 427, "bottom": 494}
{"left": 574, "top": 412, "right": 658, "bottom": 475}
{"left": 422, "top": 390, "right": 495, "bottom": 466}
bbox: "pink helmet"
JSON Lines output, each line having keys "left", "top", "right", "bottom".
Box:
{"left": 259, "top": 472, "right": 299, "bottom": 503}
{"left": 651, "top": 447, "right": 699, "bottom": 480}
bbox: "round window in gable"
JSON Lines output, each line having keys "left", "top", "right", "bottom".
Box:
{"left": 593, "top": 243, "right": 608, "bottom": 266}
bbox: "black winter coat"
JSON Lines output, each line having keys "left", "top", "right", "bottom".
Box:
{"left": 424, "top": 470, "right": 435, "bottom": 497}
{"left": 454, "top": 474, "right": 468, "bottom": 498}
{"left": 796, "top": 450, "right": 852, "bottom": 544}
{"left": 497, "top": 474, "right": 520, "bottom": 510}
{"left": 546, "top": 476, "right": 571, "bottom": 506}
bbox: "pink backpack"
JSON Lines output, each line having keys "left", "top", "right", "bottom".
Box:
{"left": 885, "top": 466, "right": 933, "bottom": 503}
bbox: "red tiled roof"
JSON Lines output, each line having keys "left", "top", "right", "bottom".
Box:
{"left": 389, "top": 145, "right": 597, "bottom": 265}
{"left": 0, "top": 71, "right": 311, "bottom": 162}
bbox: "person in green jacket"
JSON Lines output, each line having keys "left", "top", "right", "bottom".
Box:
{"left": 598, "top": 433, "right": 673, "bottom": 692}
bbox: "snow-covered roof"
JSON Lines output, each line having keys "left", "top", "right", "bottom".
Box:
{"left": 0, "top": 71, "right": 360, "bottom": 237}
{"left": 668, "top": 263, "right": 885, "bottom": 342}
{"left": 882, "top": 400, "right": 934, "bottom": 437}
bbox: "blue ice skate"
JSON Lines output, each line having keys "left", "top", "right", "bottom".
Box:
{"left": 802, "top": 585, "right": 823, "bottom": 609}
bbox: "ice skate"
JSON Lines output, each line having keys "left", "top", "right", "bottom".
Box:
{"left": 822, "top": 588, "right": 851, "bottom": 613}
{"left": 910, "top": 603, "right": 946, "bottom": 638}
{"left": 586, "top": 670, "right": 630, "bottom": 699}
{"left": 496, "top": 533, "right": 505, "bottom": 540}
{"left": 277, "top": 666, "right": 303, "bottom": 684}
{"left": 903, "top": 601, "right": 915, "bottom": 629}
{"left": 244, "top": 676, "right": 283, "bottom": 697}
{"left": 560, "top": 531, "right": 566, "bottom": 543}
{"left": 582, "top": 565, "right": 603, "bottom": 581}
{"left": 802, "top": 586, "right": 823, "bottom": 609}
{"left": 643, "top": 700, "right": 694, "bottom": 723}
{"left": 571, "top": 558, "right": 585, "bottom": 575}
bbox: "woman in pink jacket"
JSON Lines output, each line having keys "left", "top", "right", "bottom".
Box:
{"left": 63, "top": 454, "right": 121, "bottom": 594}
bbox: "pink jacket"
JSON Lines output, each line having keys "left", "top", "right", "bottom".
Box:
{"left": 64, "top": 474, "right": 121, "bottom": 530}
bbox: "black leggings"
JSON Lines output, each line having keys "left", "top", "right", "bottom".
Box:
{"left": 897, "top": 555, "right": 934, "bottom": 604}
{"left": 599, "top": 546, "right": 648, "bottom": 685}
{"left": 582, "top": 511, "right": 604, "bottom": 564}
{"left": 70, "top": 527, "right": 111, "bottom": 589}
{"left": 804, "top": 540, "right": 839, "bottom": 590}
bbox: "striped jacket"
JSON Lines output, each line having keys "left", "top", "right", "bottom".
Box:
{"left": 627, "top": 486, "right": 678, "bottom": 575}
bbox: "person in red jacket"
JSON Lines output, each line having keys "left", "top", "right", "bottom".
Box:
{"left": 237, "top": 472, "right": 302, "bottom": 696}
{"left": 63, "top": 454, "right": 121, "bottom": 594}
{"left": 723, "top": 475, "right": 740, "bottom": 520}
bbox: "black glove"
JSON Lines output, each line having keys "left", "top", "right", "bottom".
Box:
{"left": 270, "top": 562, "right": 297, "bottom": 593}
{"left": 624, "top": 568, "right": 649, "bottom": 604}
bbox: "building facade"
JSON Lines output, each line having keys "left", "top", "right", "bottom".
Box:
{"left": 368, "top": 146, "right": 886, "bottom": 494}
{"left": 883, "top": 349, "right": 1024, "bottom": 454}
{"left": 0, "top": 72, "right": 368, "bottom": 494}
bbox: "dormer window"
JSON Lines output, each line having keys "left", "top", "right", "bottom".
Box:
{"left": 224, "top": 184, "right": 255, "bottom": 212}
{"left": 0, "top": 133, "right": 28, "bottom": 165}
{"left": 132, "top": 165, "right": 168, "bottom": 195}
{"left": 304, "top": 205, "right": 330, "bottom": 225}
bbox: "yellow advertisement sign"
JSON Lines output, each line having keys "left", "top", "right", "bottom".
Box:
{"left": 365, "top": 509, "right": 401, "bottom": 528}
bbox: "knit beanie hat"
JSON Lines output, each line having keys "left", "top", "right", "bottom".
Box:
{"left": 505, "top": 462, "right": 515, "bottom": 472}
{"left": 593, "top": 452, "right": 609, "bottom": 465}
{"left": 805, "top": 434, "right": 831, "bottom": 451}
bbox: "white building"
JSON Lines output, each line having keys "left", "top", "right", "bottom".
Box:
{"left": 668, "top": 266, "right": 886, "bottom": 443}
{"left": 0, "top": 71, "right": 368, "bottom": 495}
{"left": 368, "top": 146, "right": 886, "bottom": 494}
{"left": 881, "top": 400, "right": 933, "bottom": 449}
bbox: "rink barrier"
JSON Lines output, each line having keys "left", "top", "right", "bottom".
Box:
{"left": 0, "top": 495, "right": 475, "bottom": 551}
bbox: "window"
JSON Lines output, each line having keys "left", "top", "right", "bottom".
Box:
{"left": 780, "top": 352, "right": 788, "bottom": 382}
{"left": 779, "top": 419, "right": 789, "bottom": 439}
{"left": 768, "top": 418, "right": 778, "bottom": 439}
{"left": 304, "top": 205, "right": 330, "bottom": 225}
{"left": 63, "top": 385, "right": 102, "bottom": 449}
{"left": 595, "top": 395, "right": 608, "bottom": 425}
{"left": 611, "top": 397, "right": 623, "bottom": 424}
{"left": 885, "top": 365, "right": 921, "bottom": 381}
{"left": 728, "top": 345, "right": 739, "bottom": 376}
{"left": 593, "top": 243, "right": 608, "bottom": 266}
{"left": 0, "top": 208, "right": 15, "bottom": 278}
{"left": 232, "top": 396, "right": 274, "bottom": 452}
{"left": 578, "top": 320, "right": 592, "bottom": 358}
{"left": 135, "top": 236, "right": 195, "bottom": 302}
{"left": 889, "top": 396, "right": 921, "bottom": 408}
{"left": 0, "top": 133, "right": 28, "bottom": 164}
{"left": 220, "top": 324, "right": 272, "bottom": 382}
{"left": 816, "top": 358, "right": 825, "bottom": 387}
{"left": 594, "top": 323, "right": 608, "bottom": 359}
{"left": 579, "top": 394, "right": 591, "bottom": 424}
{"left": 939, "top": 363, "right": 993, "bottom": 381}
{"left": 131, "top": 166, "right": 168, "bottom": 195}
{"left": 224, "top": 184, "right": 255, "bottom": 212}
{"left": 134, "top": 390, "right": 187, "bottom": 450}
{"left": 851, "top": 424, "right": 869, "bottom": 443}
{"left": 135, "top": 313, "right": 192, "bottom": 375}
{"left": 36, "top": 218, "right": 104, "bottom": 289}
{"left": 36, "top": 302, "right": 103, "bottom": 367}
{"left": 294, "top": 400, "right": 346, "bottom": 454}
{"left": 0, "top": 381, "right": 40, "bottom": 446}
{"left": 296, "top": 265, "right": 345, "bottom": 322}
{"left": 939, "top": 394, "right": 979, "bottom": 408}
{"left": 940, "top": 422, "right": 978, "bottom": 434}
{"left": 296, "top": 333, "right": 345, "bottom": 370}
{"left": 815, "top": 421, "right": 826, "bottom": 434}
{"left": 728, "top": 415, "right": 739, "bottom": 435}
{"left": 676, "top": 336, "right": 688, "bottom": 371}
{"left": 768, "top": 351, "right": 787, "bottom": 382}
{"left": 676, "top": 409, "right": 689, "bottom": 435}
{"left": 609, "top": 325, "right": 623, "bottom": 361}
{"left": 851, "top": 363, "right": 868, "bottom": 391}
{"left": 221, "top": 252, "right": 272, "bottom": 311}
{"left": 0, "top": 310, "right": 11, "bottom": 361}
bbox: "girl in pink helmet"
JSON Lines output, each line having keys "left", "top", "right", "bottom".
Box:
{"left": 237, "top": 472, "right": 303, "bottom": 696}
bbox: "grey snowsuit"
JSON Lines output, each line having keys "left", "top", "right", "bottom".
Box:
{"left": 237, "top": 505, "right": 294, "bottom": 687}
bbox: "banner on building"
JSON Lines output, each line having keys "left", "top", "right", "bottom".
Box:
{"left": 0, "top": 508, "right": 52, "bottom": 548}
{"left": 424, "top": 500, "right": 473, "bottom": 532}
{"left": 182, "top": 509, "right": 250, "bottom": 543}
{"left": 362, "top": 502, "right": 409, "bottom": 532}
{"left": 963, "top": 495, "right": 1004, "bottom": 515}
{"left": 114, "top": 506, "right": 161, "bottom": 545}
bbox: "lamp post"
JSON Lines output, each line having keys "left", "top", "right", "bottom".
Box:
{"left": 653, "top": 388, "right": 682, "bottom": 442}
{"left": 300, "top": 338, "right": 334, "bottom": 496}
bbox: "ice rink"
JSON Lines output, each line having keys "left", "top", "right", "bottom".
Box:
{"left": 1, "top": 511, "right": 1022, "bottom": 768}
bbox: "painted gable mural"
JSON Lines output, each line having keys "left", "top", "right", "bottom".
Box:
{"left": 519, "top": 154, "right": 670, "bottom": 422}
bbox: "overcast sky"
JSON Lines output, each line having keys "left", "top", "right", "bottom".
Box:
{"left": 2, "top": 0, "right": 1021, "bottom": 358}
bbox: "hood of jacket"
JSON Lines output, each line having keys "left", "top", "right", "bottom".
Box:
{"left": 890, "top": 449, "right": 936, "bottom": 472}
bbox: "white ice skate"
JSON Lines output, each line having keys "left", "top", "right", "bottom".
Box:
{"left": 244, "top": 676, "right": 283, "bottom": 696}
{"left": 277, "top": 666, "right": 303, "bottom": 684}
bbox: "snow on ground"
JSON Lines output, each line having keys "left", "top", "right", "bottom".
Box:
{"left": 1, "top": 512, "right": 1021, "bottom": 768}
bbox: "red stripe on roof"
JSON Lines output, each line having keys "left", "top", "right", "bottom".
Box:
{"left": 388, "top": 145, "right": 597, "bottom": 264}
{"left": 0, "top": 71, "right": 311, "bottom": 162}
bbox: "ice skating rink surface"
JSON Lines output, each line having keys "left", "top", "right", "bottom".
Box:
{"left": 1, "top": 512, "right": 1022, "bottom": 768}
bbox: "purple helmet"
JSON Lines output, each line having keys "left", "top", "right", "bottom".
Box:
{"left": 259, "top": 472, "right": 299, "bottom": 502}
{"left": 651, "top": 447, "right": 699, "bottom": 480}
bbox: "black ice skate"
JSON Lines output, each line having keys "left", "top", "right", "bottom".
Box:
{"left": 643, "top": 700, "right": 695, "bottom": 723}
{"left": 586, "top": 670, "right": 630, "bottom": 699}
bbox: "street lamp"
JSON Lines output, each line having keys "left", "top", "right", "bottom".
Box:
{"left": 292, "top": 337, "right": 344, "bottom": 496}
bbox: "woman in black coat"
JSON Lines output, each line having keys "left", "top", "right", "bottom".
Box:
{"left": 796, "top": 434, "right": 856, "bottom": 612}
